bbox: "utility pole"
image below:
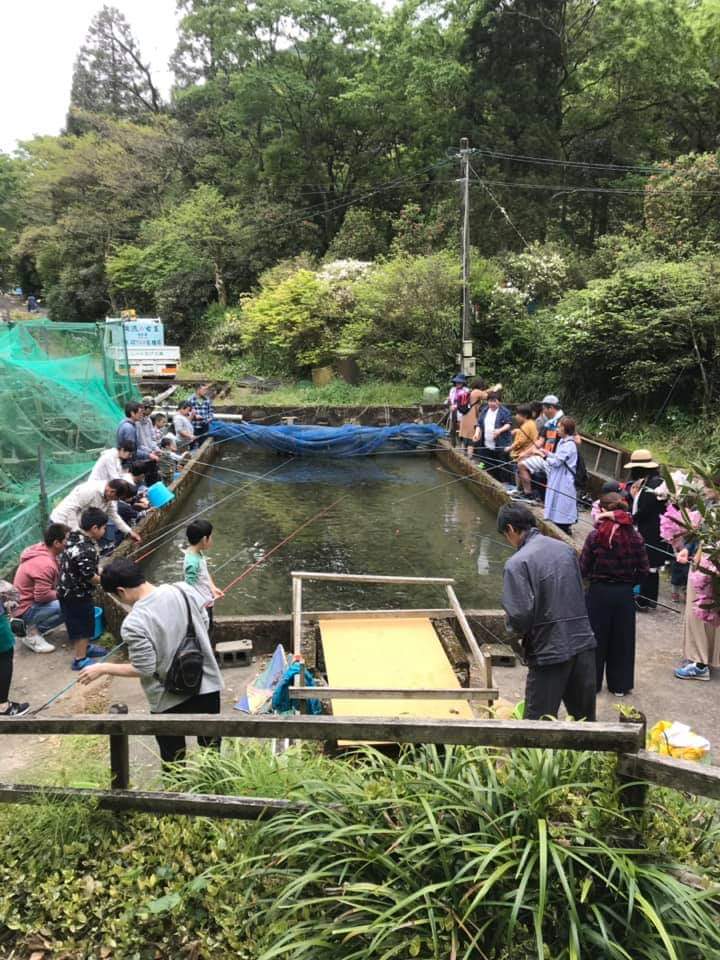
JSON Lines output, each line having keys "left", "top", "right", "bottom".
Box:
{"left": 37, "top": 445, "right": 49, "bottom": 534}
{"left": 459, "top": 137, "right": 473, "bottom": 375}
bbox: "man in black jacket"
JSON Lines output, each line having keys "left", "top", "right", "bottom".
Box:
{"left": 498, "top": 504, "right": 597, "bottom": 721}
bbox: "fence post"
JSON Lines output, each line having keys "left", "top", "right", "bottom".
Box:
{"left": 109, "top": 703, "right": 130, "bottom": 790}
{"left": 617, "top": 710, "right": 647, "bottom": 813}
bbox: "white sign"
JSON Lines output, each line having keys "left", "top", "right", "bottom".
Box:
{"left": 124, "top": 321, "right": 164, "bottom": 347}
{"left": 106, "top": 318, "right": 165, "bottom": 347}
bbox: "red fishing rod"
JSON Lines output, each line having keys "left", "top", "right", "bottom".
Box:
{"left": 221, "top": 495, "right": 346, "bottom": 593}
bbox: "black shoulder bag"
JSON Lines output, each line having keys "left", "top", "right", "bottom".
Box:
{"left": 561, "top": 448, "right": 588, "bottom": 491}
{"left": 163, "top": 588, "right": 205, "bottom": 696}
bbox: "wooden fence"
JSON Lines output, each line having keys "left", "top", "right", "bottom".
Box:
{"left": 1, "top": 713, "right": 719, "bottom": 819}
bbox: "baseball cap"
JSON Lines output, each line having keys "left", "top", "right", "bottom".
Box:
{"left": 541, "top": 394, "right": 560, "bottom": 406}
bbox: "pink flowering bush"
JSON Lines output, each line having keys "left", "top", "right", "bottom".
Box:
{"left": 660, "top": 502, "right": 702, "bottom": 543}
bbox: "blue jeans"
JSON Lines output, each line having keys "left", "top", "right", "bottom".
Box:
{"left": 22, "top": 600, "right": 64, "bottom": 634}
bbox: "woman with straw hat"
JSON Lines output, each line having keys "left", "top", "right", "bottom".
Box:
{"left": 623, "top": 449, "right": 669, "bottom": 611}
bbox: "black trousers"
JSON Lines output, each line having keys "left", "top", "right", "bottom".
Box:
{"left": 131, "top": 458, "right": 159, "bottom": 487}
{"left": 155, "top": 689, "right": 221, "bottom": 766}
{"left": 475, "top": 447, "right": 511, "bottom": 481}
{"left": 524, "top": 648, "right": 597, "bottom": 721}
{"left": 635, "top": 571, "right": 659, "bottom": 610}
{"left": 193, "top": 423, "right": 210, "bottom": 449}
{"left": 0, "top": 649, "right": 13, "bottom": 702}
{"left": 587, "top": 582, "right": 636, "bottom": 694}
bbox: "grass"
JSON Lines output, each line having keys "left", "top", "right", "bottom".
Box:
{"left": 224, "top": 379, "right": 428, "bottom": 407}
{"left": 180, "top": 352, "right": 430, "bottom": 406}
{"left": 580, "top": 408, "right": 718, "bottom": 472}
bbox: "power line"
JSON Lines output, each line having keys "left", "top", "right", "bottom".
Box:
{"left": 469, "top": 146, "right": 720, "bottom": 177}
{"left": 234, "top": 157, "right": 456, "bottom": 238}
{"left": 469, "top": 175, "right": 720, "bottom": 197}
{"left": 469, "top": 162, "right": 529, "bottom": 247}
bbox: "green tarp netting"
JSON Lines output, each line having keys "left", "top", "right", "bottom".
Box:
{"left": 0, "top": 321, "right": 138, "bottom": 566}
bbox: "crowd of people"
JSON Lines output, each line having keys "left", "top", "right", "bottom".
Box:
{"left": 1, "top": 373, "right": 716, "bottom": 736}
{"left": 448, "top": 374, "right": 584, "bottom": 535}
{"left": 0, "top": 383, "right": 218, "bottom": 718}
{"left": 448, "top": 372, "right": 719, "bottom": 716}
{"left": 497, "top": 457, "right": 720, "bottom": 721}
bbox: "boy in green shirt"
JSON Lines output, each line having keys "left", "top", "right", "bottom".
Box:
{"left": 183, "top": 520, "right": 224, "bottom": 646}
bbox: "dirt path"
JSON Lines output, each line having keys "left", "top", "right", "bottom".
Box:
{"left": 2, "top": 633, "right": 260, "bottom": 785}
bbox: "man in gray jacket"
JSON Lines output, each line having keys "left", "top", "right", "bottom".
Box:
{"left": 77, "top": 558, "right": 223, "bottom": 767}
{"left": 498, "top": 504, "right": 596, "bottom": 721}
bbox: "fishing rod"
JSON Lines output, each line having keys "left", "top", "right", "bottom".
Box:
{"left": 220, "top": 496, "right": 346, "bottom": 594}
{"left": 468, "top": 447, "right": 687, "bottom": 562}
{"left": 29, "top": 640, "right": 127, "bottom": 716}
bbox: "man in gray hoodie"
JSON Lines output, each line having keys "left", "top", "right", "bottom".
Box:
{"left": 77, "top": 558, "right": 223, "bottom": 766}
{"left": 498, "top": 503, "right": 596, "bottom": 721}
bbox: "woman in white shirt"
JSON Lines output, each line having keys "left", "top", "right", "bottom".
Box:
{"left": 89, "top": 442, "right": 136, "bottom": 485}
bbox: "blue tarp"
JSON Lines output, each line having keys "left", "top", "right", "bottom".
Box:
{"left": 210, "top": 421, "right": 446, "bottom": 458}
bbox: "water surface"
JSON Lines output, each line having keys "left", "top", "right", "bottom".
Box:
{"left": 142, "top": 449, "right": 508, "bottom": 615}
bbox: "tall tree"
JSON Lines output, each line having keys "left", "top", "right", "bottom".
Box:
{"left": 171, "top": 0, "right": 456, "bottom": 248}
{"left": 68, "top": 5, "right": 162, "bottom": 128}
{"left": 0, "top": 154, "right": 27, "bottom": 288}
{"left": 15, "top": 117, "right": 185, "bottom": 321}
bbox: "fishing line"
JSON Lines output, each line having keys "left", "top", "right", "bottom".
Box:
{"left": 472, "top": 447, "right": 685, "bottom": 564}
{"left": 130, "top": 456, "right": 296, "bottom": 563}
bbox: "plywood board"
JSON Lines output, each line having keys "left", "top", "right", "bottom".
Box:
{"left": 319, "top": 617, "right": 473, "bottom": 723}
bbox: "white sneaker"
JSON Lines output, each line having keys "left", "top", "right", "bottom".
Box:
{"left": 22, "top": 631, "right": 55, "bottom": 653}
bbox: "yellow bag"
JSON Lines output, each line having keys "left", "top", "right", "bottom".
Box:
{"left": 647, "top": 721, "right": 710, "bottom": 763}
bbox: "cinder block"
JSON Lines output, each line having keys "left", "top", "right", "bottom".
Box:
{"left": 216, "top": 637, "right": 253, "bottom": 667}
{"left": 480, "top": 642, "right": 517, "bottom": 667}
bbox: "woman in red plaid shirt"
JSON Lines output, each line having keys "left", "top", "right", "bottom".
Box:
{"left": 579, "top": 492, "right": 649, "bottom": 696}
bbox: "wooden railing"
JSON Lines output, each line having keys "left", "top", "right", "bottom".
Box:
{"left": 290, "top": 570, "right": 495, "bottom": 705}
{"left": 1, "top": 713, "right": 718, "bottom": 819}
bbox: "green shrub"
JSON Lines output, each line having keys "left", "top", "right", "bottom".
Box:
{"left": 550, "top": 258, "right": 720, "bottom": 411}
{"left": 225, "top": 268, "right": 346, "bottom": 374}
{"left": 503, "top": 241, "right": 572, "bottom": 305}
{"left": 2, "top": 743, "right": 719, "bottom": 959}
{"left": 349, "top": 250, "right": 460, "bottom": 382}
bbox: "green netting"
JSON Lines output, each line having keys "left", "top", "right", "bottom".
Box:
{"left": 0, "top": 320, "right": 138, "bottom": 566}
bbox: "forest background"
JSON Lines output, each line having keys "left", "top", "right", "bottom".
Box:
{"left": 3, "top": 0, "right": 720, "bottom": 459}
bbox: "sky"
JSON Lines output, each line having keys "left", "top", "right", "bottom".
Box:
{"left": 0, "top": 0, "right": 179, "bottom": 153}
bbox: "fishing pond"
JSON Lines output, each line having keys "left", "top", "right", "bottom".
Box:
{"left": 142, "top": 449, "right": 508, "bottom": 615}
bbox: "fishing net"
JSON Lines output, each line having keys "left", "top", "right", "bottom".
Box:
{"left": 0, "top": 320, "right": 138, "bottom": 565}
{"left": 210, "top": 421, "right": 447, "bottom": 457}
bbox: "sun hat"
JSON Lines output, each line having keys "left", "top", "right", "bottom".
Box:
{"left": 540, "top": 394, "right": 560, "bottom": 406}
{"left": 623, "top": 448, "right": 659, "bottom": 470}
{"left": 450, "top": 373, "right": 468, "bottom": 384}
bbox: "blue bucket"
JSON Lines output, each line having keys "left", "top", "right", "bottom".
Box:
{"left": 147, "top": 481, "right": 176, "bottom": 508}
{"left": 93, "top": 606, "right": 104, "bottom": 640}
